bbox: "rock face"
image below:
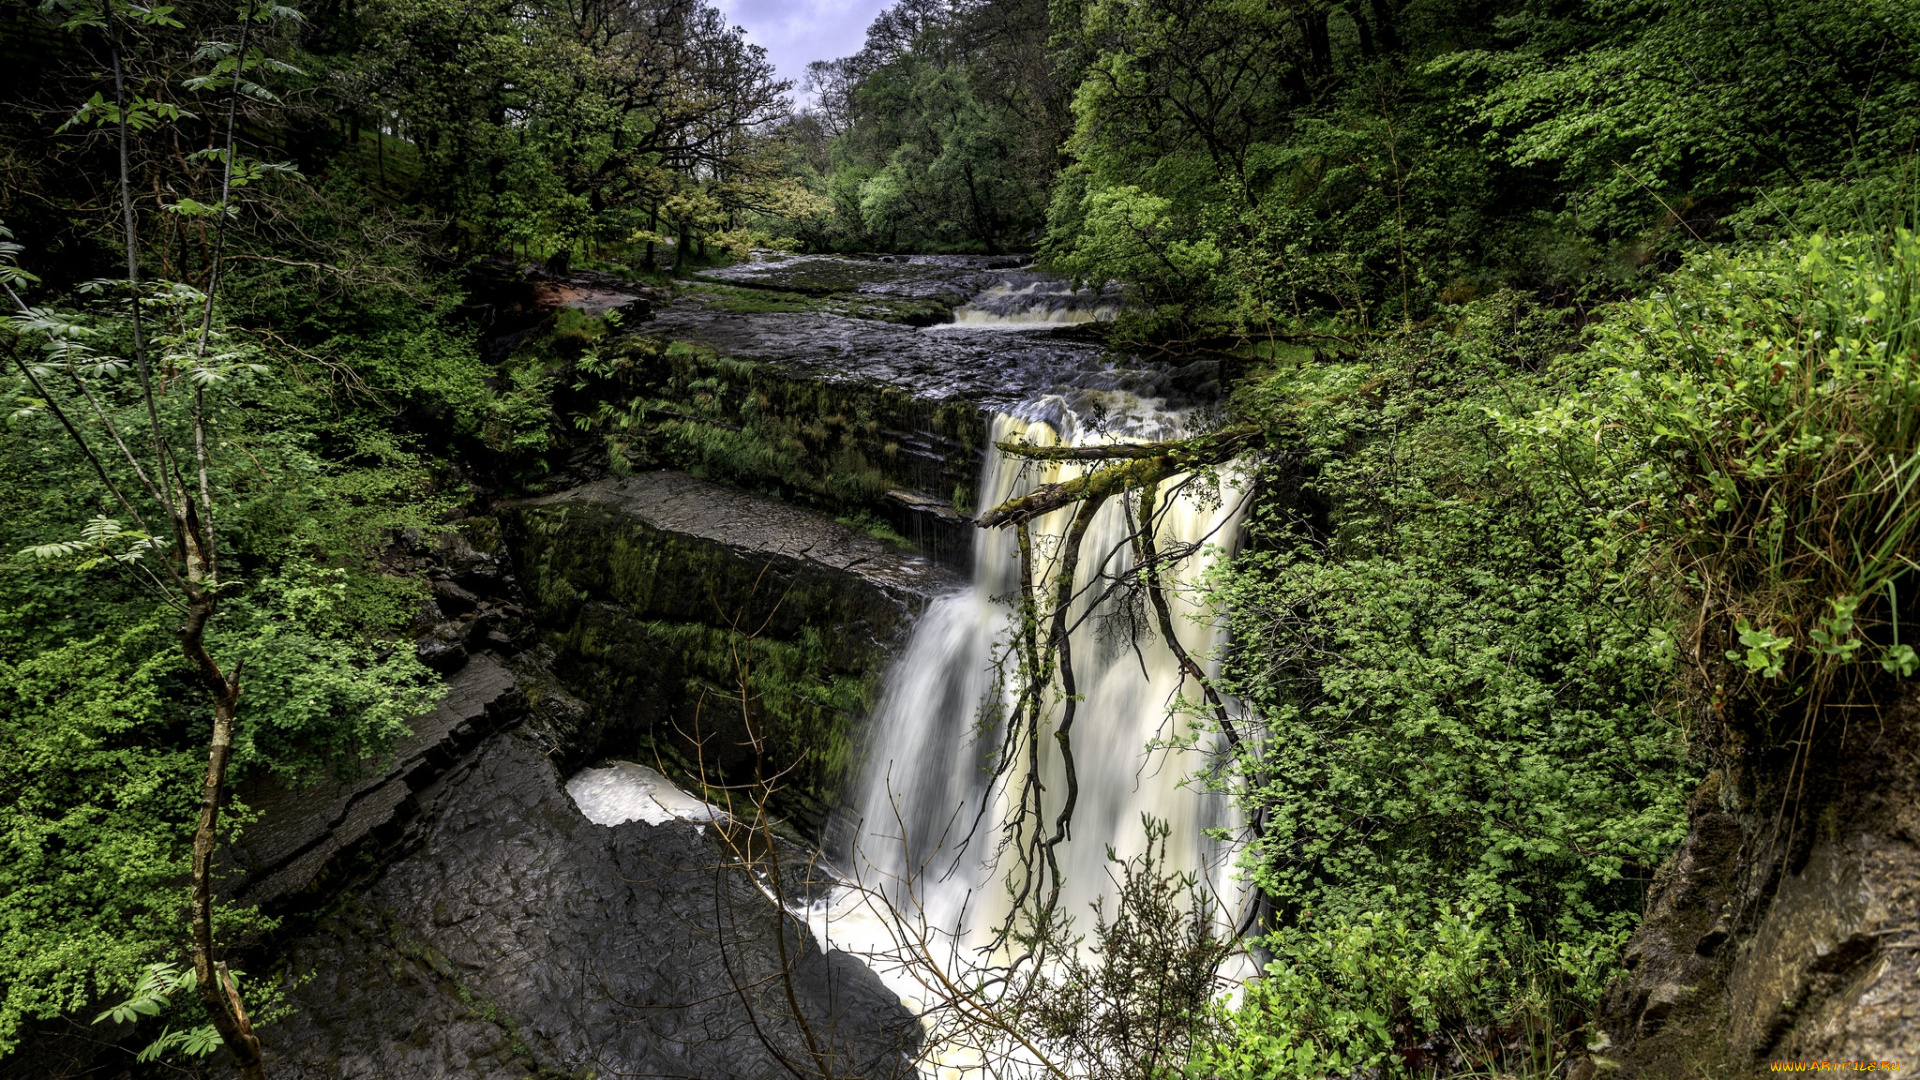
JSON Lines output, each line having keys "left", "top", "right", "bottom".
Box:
{"left": 216, "top": 474, "right": 948, "bottom": 1080}
{"left": 692, "top": 252, "right": 1019, "bottom": 308}
{"left": 254, "top": 733, "right": 918, "bottom": 1080}
{"left": 225, "top": 655, "right": 524, "bottom": 911}
{"left": 501, "top": 472, "right": 963, "bottom": 832}
{"left": 588, "top": 276, "right": 1223, "bottom": 564}
{"left": 643, "top": 302, "right": 1143, "bottom": 413}
{"left": 1598, "top": 692, "right": 1920, "bottom": 1073}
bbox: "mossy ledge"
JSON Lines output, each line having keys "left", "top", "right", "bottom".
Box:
{"left": 500, "top": 471, "right": 963, "bottom": 834}
{"left": 569, "top": 336, "right": 986, "bottom": 563}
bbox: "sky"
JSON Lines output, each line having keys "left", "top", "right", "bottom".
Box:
{"left": 713, "top": 0, "right": 893, "bottom": 104}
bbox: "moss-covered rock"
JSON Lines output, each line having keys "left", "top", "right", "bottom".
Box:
{"left": 569, "top": 336, "right": 986, "bottom": 562}
{"left": 501, "top": 472, "right": 963, "bottom": 833}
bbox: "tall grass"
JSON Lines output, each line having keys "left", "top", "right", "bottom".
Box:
{"left": 1510, "top": 226, "right": 1920, "bottom": 729}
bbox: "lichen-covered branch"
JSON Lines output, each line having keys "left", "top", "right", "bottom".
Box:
{"left": 977, "top": 427, "right": 1257, "bottom": 528}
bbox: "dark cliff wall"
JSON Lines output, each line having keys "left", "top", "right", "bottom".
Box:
{"left": 500, "top": 471, "right": 962, "bottom": 834}
{"left": 569, "top": 335, "right": 985, "bottom": 565}
{"left": 1599, "top": 690, "right": 1920, "bottom": 1073}
{"left": 249, "top": 732, "right": 919, "bottom": 1080}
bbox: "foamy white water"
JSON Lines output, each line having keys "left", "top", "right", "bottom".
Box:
{"left": 938, "top": 280, "right": 1122, "bottom": 328}
{"left": 806, "top": 390, "right": 1250, "bottom": 1074}
{"left": 567, "top": 761, "right": 728, "bottom": 827}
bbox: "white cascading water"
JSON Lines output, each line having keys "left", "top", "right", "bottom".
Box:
{"left": 945, "top": 279, "right": 1123, "bottom": 327}
{"left": 806, "top": 374, "right": 1250, "bottom": 1073}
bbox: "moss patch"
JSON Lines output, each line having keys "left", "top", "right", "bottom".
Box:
{"left": 570, "top": 336, "right": 983, "bottom": 518}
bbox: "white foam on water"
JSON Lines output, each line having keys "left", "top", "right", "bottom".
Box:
{"left": 566, "top": 761, "right": 728, "bottom": 827}
{"left": 937, "top": 278, "right": 1123, "bottom": 328}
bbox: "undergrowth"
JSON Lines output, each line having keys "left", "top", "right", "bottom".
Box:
{"left": 1198, "top": 294, "right": 1697, "bottom": 1075}
{"left": 1506, "top": 229, "right": 1920, "bottom": 733}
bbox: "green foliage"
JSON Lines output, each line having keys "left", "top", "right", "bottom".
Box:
{"left": 92, "top": 962, "right": 222, "bottom": 1064}
{"left": 1201, "top": 905, "right": 1619, "bottom": 1079}
{"left": 550, "top": 307, "right": 610, "bottom": 348}
{"left": 0, "top": 156, "right": 452, "bottom": 1055}
{"left": 1202, "top": 296, "right": 1695, "bottom": 1068}
{"left": 1503, "top": 228, "right": 1920, "bottom": 725}
{"left": 210, "top": 565, "right": 440, "bottom": 779}
{"left": 834, "top": 510, "right": 912, "bottom": 550}
{"left": 0, "top": 623, "right": 201, "bottom": 1054}
{"left": 334, "top": 0, "right": 794, "bottom": 255}
{"left": 1031, "top": 0, "right": 1920, "bottom": 334}
{"left": 1447, "top": 0, "right": 1920, "bottom": 239}
{"left": 802, "top": 0, "right": 1064, "bottom": 252}
{"left": 0, "top": 415, "right": 437, "bottom": 1053}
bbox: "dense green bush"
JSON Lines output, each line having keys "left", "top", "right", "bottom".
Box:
{"left": 1199, "top": 297, "right": 1697, "bottom": 1070}
{"left": 1039, "top": 0, "right": 1920, "bottom": 334}
{"left": 0, "top": 388, "right": 443, "bottom": 1054}
{"left": 1504, "top": 228, "right": 1920, "bottom": 726}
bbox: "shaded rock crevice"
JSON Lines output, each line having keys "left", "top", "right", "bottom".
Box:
{"left": 500, "top": 471, "right": 963, "bottom": 833}
{"left": 1599, "top": 691, "right": 1920, "bottom": 1075}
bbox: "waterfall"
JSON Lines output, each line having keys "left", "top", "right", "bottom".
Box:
{"left": 808, "top": 387, "right": 1250, "bottom": 1056}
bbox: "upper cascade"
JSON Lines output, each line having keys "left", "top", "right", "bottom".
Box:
{"left": 942, "top": 276, "right": 1124, "bottom": 328}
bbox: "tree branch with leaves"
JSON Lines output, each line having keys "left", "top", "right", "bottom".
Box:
{"left": 2, "top": 2, "right": 303, "bottom": 1074}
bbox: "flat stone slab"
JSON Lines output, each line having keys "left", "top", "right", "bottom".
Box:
{"left": 693, "top": 252, "right": 1023, "bottom": 300}
{"left": 515, "top": 471, "right": 965, "bottom": 603}
{"left": 644, "top": 304, "right": 1175, "bottom": 411}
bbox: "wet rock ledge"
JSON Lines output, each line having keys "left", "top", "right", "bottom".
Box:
{"left": 183, "top": 471, "right": 946, "bottom": 1080}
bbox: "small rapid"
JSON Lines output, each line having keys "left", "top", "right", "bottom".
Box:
{"left": 944, "top": 279, "right": 1122, "bottom": 327}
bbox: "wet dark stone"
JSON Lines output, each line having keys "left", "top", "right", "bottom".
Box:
{"left": 225, "top": 655, "right": 525, "bottom": 911}
{"left": 416, "top": 633, "right": 468, "bottom": 673}
{"left": 693, "top": 252, "right": 1001, "bottom": 301}
{"left": 251, "top": 734, "right": 920, "bottom": 1080}
{"left": 643, "top": 304, "right": 1144, "bottom": 413}
{"left": 431, "top": 578, "right": 480, "bottom": 616}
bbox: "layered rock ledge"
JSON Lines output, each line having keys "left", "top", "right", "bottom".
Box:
{"left": 501, "top": 471, "right": 964, "bottom": 831}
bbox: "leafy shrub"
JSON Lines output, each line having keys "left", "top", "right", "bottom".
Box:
{"left": 0, "top": 316, "right": 446, "bottom": 1052}
{"left": 1029, "top": 817, "right": 1234, "bottom": 1080}
{"left": 1503, "top": 229, "right": 1920, "bottom": 724}
{"left": 0, "top": 624, "right": 201, "bottom": 1054}
{"left": 1202, "top": 296, "right": 1695, "bottom": 1071}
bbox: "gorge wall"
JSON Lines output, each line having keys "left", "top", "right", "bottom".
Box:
{"left": 1598, "top": 691, "right": 1920, "bottom": 1074}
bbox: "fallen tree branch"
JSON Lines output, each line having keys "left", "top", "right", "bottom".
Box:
{"left": 978, "top": 426, "right": 1260, "bottom": 528}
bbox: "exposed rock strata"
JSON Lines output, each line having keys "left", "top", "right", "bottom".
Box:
{"left": 1598, "top": 693, "right": 1920, "bottom": 1074}
{"left": 501, "top": 472, "right": 963, "bottom": 830}
{"left": 225, "top": 654, "right": 524, "bottom": 910}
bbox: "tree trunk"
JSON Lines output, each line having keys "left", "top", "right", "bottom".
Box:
{"left": 188, "top": 674, "right": 263, "bottom": 1079}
